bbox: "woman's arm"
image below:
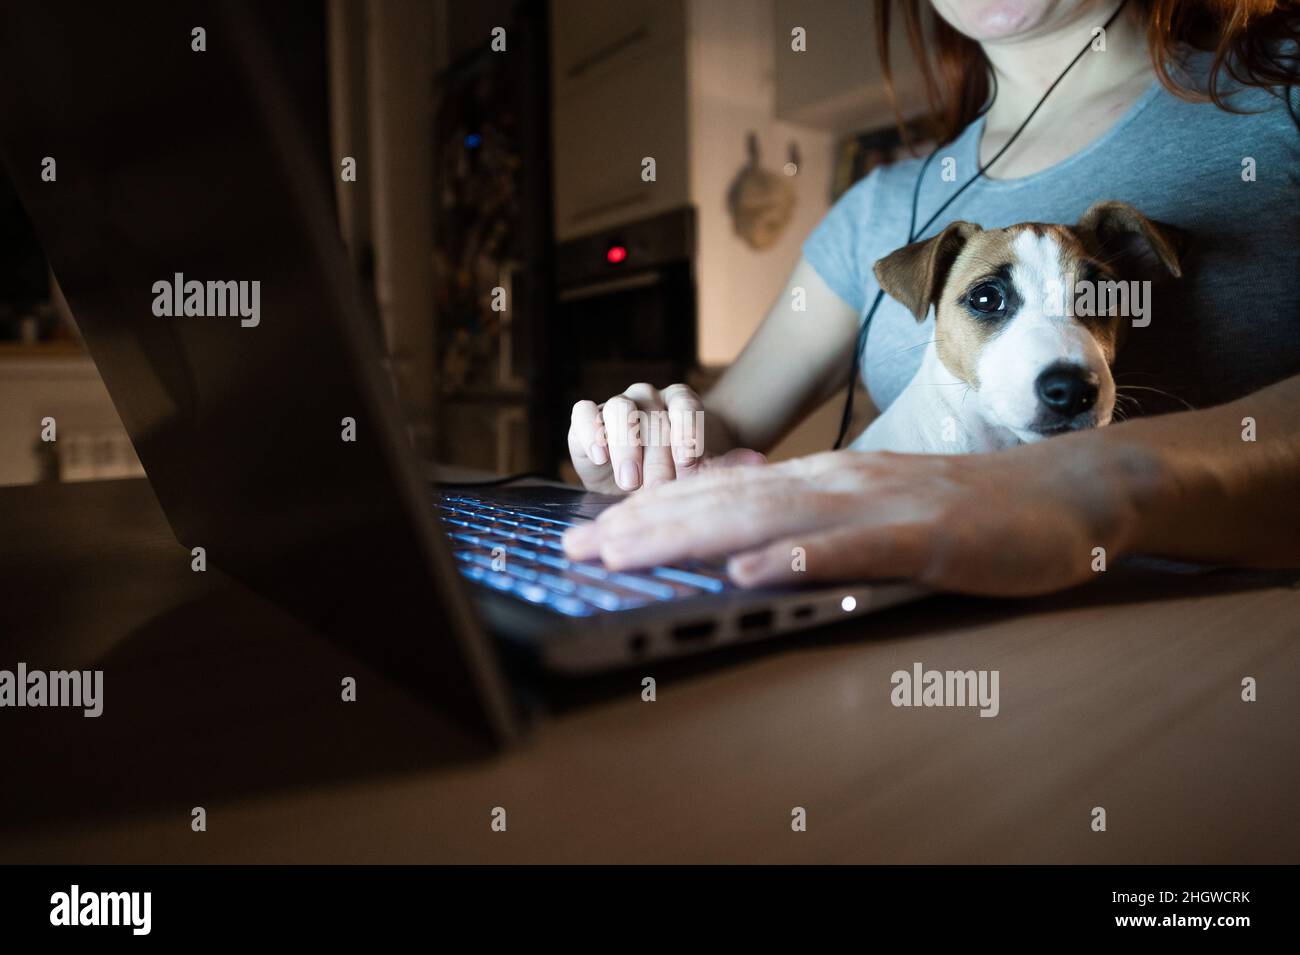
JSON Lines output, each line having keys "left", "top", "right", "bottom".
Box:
{"left": 702, "top": 256, "right": 862, "bottom": 453}
{"left": 564, "top": 374, "right": 1300, "bottom": 595}
{"left": 1111, "top": 373, "right": 1300, "bottom": 568}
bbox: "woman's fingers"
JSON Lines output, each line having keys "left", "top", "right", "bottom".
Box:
{"left": 702, "top": 447, "right": 768, "bottom": 472}
{"left": 565, "top": 464, "right": 836, "bottom": 566}
{"left": 602, "top": 395, "right": 645, "bottom": 491}
{"left": 570, "top": 383, "right": 730, "bottom": 493}
{"left": 564, "top": 451, "right": 935, "bottom": 577}
{"left": 571, "top": 399, "right": 606, "bottom": 463}
{"left": 589, "top": 417, "right": 608, "bottom": 466}
{"left": 726, "top": 524, "right": 931, "bottom": 588}
{"left": 568, "top": 400, "right": 615, "bottom": 491}
{"left": 622, "top": 383, "right": 676, "bottom": 489}
{"left": 595, "top": 448, "right": 781, "bottom": 521}
{"left": 661, "top": 383, "right": 705, "bottom": 477}
{"left": 571, "top": 382, "right": 753, "bottom": 494}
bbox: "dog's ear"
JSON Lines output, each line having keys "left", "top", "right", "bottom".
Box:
{"left": 1076, "top": 200, "right": 1184, "bottom": 279}
{"left": 873, "top": 220, "right": 981, "bottom": 322}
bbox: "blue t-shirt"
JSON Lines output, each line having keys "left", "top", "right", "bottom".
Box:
{"left": 804, "top": 54, "right": 1300, "bottom": 424}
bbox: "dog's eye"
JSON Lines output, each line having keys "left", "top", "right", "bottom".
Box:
{"left": 966, "top": 281, "right": 1005, "bottom": 315}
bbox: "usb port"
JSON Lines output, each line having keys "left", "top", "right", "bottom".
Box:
{"left": 738, "top": 609, "right": 773, "bottom": 633}
{"left": 671, "top": 620, "right": 716, "bottom": 644}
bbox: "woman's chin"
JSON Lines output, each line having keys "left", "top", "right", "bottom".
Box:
{"left": 956, "top": 1, "right": 1043, "bottom": 40}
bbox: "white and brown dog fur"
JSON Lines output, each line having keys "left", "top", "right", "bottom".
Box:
{"left": 857, "top": 200, "right": 1183, "bottom": 453}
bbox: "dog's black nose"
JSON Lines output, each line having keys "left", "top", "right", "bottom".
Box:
{"left": 1035, "top": 364, "right": 1099, "bottom": 418}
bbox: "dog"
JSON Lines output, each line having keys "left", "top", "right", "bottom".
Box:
{"left": 855, "top": 200, "right": 1183, "bottom": 453}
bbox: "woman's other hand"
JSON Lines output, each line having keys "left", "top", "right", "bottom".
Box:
{"left": 563, "top": 440, "right": 1152, "bottom": 596}
{"left": 568, "top": 382, "right": 766, "bottom": 494}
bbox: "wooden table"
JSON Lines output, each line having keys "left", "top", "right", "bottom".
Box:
{"left": 1, "top": 477, "right": 1297, "bottom": 863}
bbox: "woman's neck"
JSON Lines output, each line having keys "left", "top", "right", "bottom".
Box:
{"left": 973, "top": 3, "right": 1157, "bottom": 178}
{"left": 979, "top": 3, "right": 1151, "bottom": 134}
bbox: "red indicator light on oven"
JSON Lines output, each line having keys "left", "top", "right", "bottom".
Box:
{"left": 606, "top": 244, "right": 627, "bottom": 265}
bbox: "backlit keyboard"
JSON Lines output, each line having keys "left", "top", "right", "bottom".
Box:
{"left": 437, "top": 494, "right": 731, "bottom": 617}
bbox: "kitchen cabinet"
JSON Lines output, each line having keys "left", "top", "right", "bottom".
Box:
{"left": 550, "top": 0, "right": 689, "bottom": 241}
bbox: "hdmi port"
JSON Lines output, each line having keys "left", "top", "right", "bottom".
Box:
{"left": 738, "top": 609, "right": 773, "bottom": 633}
{"left": 671, "top": 620, "right": 716, "bottom": 644}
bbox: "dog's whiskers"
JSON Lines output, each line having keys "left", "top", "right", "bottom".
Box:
{"left": 1115, "top": 384, "right": 1194, "bottom": 411}
{"left": 869, "top": 337, "right": 940, "bottom": 370}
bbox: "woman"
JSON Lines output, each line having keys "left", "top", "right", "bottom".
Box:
{"left": 563, "top": 0, "right": 1300, "bottom": 596}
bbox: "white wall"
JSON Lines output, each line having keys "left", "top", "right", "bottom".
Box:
{"left": 773, "top": 0, "right": 928, "bottom": 133}
{"left": 687, "top": 0, "right": 834, "bottom": 367}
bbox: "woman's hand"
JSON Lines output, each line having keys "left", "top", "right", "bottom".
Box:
{"left": 568, "top": 382, "right": 765, "bottom": 494}
{"left": 563, "top": 440, "right": 1151, "bottom": 596}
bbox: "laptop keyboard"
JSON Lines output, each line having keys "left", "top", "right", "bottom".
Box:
{"left": 437, "top": 494, "right": 731, "bottom": 617}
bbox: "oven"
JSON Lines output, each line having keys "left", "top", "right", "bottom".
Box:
{"left": 551, "top": 206, "right": 696, "bottom": 468}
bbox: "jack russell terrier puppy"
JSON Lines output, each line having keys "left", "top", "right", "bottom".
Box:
{"left": 856, "top": 200, "right": 1183, "bottom": 454}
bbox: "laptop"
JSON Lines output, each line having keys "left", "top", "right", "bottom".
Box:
{"left": 0, "top": 0, "right": 923, "bottom": 745}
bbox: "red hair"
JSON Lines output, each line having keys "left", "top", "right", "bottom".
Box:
{"left": 877, "top": 0, "right": 1300, "bottom": 144}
